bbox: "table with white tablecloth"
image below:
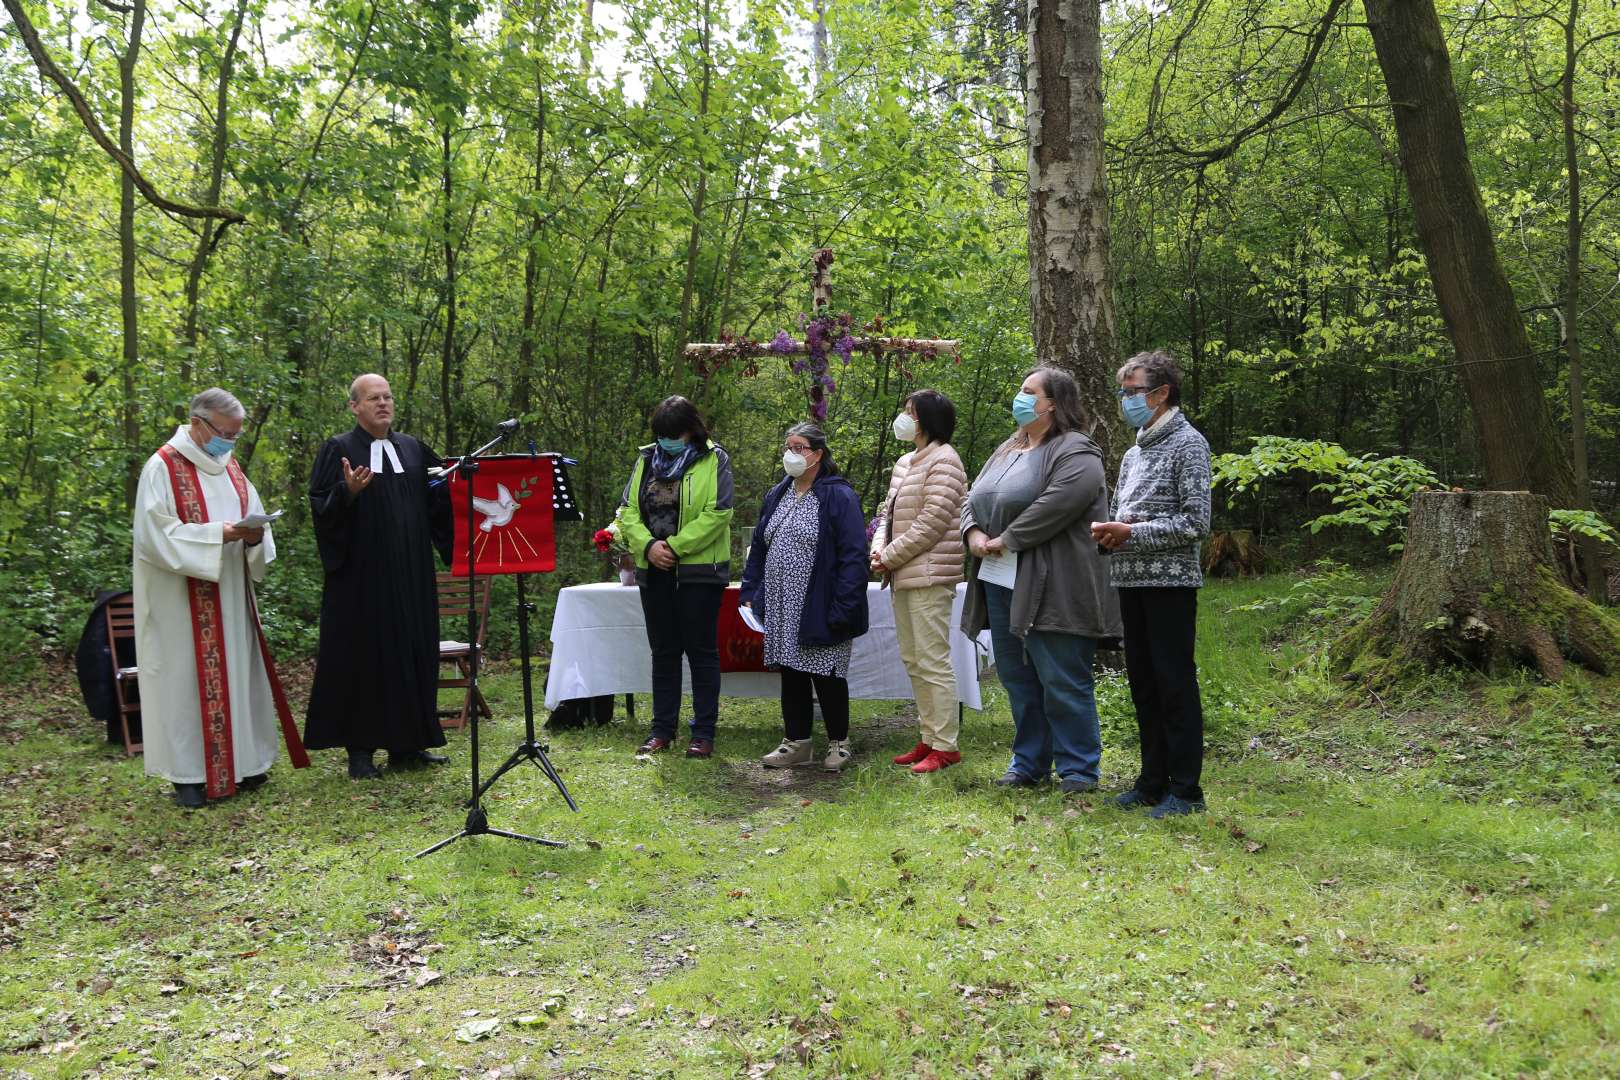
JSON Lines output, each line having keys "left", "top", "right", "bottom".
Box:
{"left": 543, "top": 581, "right": 991, "bottom": 710}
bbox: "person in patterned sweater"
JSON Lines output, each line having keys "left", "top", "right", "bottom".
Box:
{"left": 1092, "top": 351, "right": 1213, "bottom": 818}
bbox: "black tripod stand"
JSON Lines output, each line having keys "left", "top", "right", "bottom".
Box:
{"left": 476, "top": 572, "right": 577, "bottom": 809}
{"left": 415, "top": 431, "right": 575, "bottom": 858}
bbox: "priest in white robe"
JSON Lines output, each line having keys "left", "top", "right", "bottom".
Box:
{"left": 132, "top": 388, "right": 308, "bottom": 808}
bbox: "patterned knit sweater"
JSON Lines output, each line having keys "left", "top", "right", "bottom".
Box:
{"left": 1110, "top": 409, "right": 1212, "bottom": 589}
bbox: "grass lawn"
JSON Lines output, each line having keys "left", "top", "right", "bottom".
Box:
{"left": 2, "top": 570, "right": 1617, "bottom": 1078}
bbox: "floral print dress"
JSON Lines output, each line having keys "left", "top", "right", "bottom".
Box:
{"left": 758, "top": 488, "right": 853, "bottom": 677}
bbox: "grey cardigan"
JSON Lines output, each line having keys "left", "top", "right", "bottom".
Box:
{"left": 960, "top": 430, "right": 1123, "bottom": 641}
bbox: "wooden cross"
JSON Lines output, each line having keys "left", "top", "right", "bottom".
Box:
{"left": 684, "top": 248, "right": 961, "bottom": 421}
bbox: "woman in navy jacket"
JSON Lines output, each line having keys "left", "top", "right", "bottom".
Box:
{"left": 739, "top": 421, "right": 870, "bottom": 771}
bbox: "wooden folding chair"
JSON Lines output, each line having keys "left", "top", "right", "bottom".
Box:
{"left": 436, "top": 572, "right": 493, "bottom": 729}
{"left": 104, "top": 594, "right": 143, "bottom": 755}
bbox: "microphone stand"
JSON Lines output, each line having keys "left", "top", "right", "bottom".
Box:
{"left": 415, "top": 425, "right": 567, "bottom": 858}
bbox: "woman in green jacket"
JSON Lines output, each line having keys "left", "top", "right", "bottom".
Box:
{"left": 617, "top": 396, "right": 734, "bottom": 758}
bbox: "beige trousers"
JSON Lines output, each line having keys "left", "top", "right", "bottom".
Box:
{"left": 892, "top": 584, "right": 959, "bottom": 751}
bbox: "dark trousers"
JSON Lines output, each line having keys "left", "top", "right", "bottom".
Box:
{"left": 1119, "top": 586, "right": 1205, "bottom": 802}
{"left": 638, "top": 570, "right": 724, "bottom": 742}
{"left": 780, "top": 667, "right": 850, "bottom": 741}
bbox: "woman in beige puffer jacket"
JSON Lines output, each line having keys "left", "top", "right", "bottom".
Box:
{"left": 870, "top": 390, "right": 969, "bottom": 773}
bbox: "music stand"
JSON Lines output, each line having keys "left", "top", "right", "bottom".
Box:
{"left": 414, "top": 432, "right": 574, "bottom": 858}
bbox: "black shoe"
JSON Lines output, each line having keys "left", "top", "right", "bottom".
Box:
{"left": 172, "top": 783, "right": 206, "bottom": 809}
{"left": 993, "top": 770, "right": 1042, "bottom": 788}
{"left": 1112, "top": 788, "right": 1158, "bottom": 810}
{"left": 1058, "top": 777, "right": 1098, "bottom": 795}
{"left": 1148, "top": 793, "right": 1207, "bottom": 819}
{"left": 238, "top": 773, "right": 269, "bottom": 791}
{"left": 388, "top": 749, "right": 449, "bottom": 770}
{"left": 348, "top": 750, "right": 382, "bottom": 780}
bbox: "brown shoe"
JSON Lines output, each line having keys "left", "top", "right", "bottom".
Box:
{"left": 637, "top": 736, "right": 673, "bottom": 754}
{"left": 684, "top": 739, "right": 714, "bottom": 759}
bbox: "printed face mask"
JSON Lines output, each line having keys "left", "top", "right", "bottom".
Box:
{"left": 1012, "top": 392, "right": 1039, "bottom": 427}
{"left": 892, "top": 412, "right": 918, "bottom": 442}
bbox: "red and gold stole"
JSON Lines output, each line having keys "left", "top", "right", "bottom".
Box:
{"left": 157, "top": 446, "right": 309, "bottom": 798}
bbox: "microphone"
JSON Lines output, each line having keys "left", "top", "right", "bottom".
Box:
{"left": 495, "top": 418, "right": 519, "bottom": 432}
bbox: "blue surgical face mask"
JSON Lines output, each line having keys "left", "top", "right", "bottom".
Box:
{"left": 1012, "top": 392, "right": 1039, "bottom": 427}
{"left": 656, "top": 436, "right": 687, "bottom": 455}
{"left": 194, "top": 415, "right": 238, "bottom": 458}
{"left": 1120, "top": 392, "right": 1155, "bottom": 428}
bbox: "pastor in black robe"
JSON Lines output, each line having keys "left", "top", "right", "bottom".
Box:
{"left": 304, "top": 427, "right": 453, "bottom": 753}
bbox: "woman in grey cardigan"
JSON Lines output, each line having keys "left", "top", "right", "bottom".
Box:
{"left": 961, "top": 366, "right": 1121, "bottom": 792}
{"left": 1093, "top": 350, "right": 1212, "bottom": 818}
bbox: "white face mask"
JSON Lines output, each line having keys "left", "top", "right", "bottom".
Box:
{"left": 782, "top": 450, "right": 810, "bottom": 477}
{"left": 892, "top": 412, "right": 918, "bottom": 442}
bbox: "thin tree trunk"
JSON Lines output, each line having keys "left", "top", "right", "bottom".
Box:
{"left": 178, "top": 0, "right": 248, "bottom": 399}
{"left": 440, "top": 121, "right": 458, "bottom": 452}
{"left": 119, "top": 0, "right": 147, "bottom": 511}
{"left": 677, "top": 0, "right": 713, "bottom": 367}
{"left": 1026, "top": 0, "right": 1121, "bottom": 462}
{"left": 1361, "top": 0, "right": 1578, "bottom": 504}
{"left": 1558, "top": 0, "right": 1607, "bottom": 596}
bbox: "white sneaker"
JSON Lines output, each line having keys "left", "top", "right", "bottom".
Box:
{"left": 822, "top": 739, "right": 852, "bottom": 772}
{"left": 762, "top": 738, "right": 813, "bottom": 768}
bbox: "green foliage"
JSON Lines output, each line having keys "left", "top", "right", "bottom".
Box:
{"left": 1214, "top": 436, "right": 1439, "bottom": 549}
{"left": 4, "top": 0, "right": 1620, "bottom": 664}
{"left": 1550, "top": 508, "right": 1620, "bottom": 551}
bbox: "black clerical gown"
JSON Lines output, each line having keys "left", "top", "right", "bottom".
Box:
{"left": 304, "top": 427, "right": 453, "bottom": 752}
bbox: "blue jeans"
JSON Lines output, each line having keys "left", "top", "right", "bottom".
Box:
{"left": 983, "top": 582, "right": 1101, "bottom": 783}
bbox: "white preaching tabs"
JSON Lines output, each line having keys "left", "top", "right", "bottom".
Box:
{"left": 370, "top": 439, "right": 404, "bottom": 474}
{"left": 976, "top": 546, "right": 1018, "bottom": 590}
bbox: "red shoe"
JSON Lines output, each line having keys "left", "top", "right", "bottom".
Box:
{"left": 637, "top": 736, "right": 673, "bottom": 754}
{"left": 892, "top": 742, "right": 932, "bottom": 766}
{"left": 911, "top": 750, "right": 961, "bottom": 774}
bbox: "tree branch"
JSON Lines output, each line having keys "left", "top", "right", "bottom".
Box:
{"left": 1, "top": 0, "right": 245, "bottom": 222}
{"left": 1145, "top": 0, "right": 1352, "bottom": 167}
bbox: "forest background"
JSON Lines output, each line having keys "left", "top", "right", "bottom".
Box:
{"left": 3, "top": 0, "right": 1618, "bottom": 668}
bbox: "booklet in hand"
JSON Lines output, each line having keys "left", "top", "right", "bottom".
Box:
{"left": 237, "top": 509, "right": 284, "bottom": 529}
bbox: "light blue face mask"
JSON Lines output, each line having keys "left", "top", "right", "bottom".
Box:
{"left": 1120, "top": 390, "right": 1155, "bottom": 428}
{"left": 194, "top": 415, "right": 238, "bottom": 458}
{"left": 656, "top": 436, "right": 687, "bottom": 455}
{"left": 1012, "top": 391, "right": 1039, "bottom": 427}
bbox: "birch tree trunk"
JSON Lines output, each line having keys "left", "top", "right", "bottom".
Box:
{"left": 1026, "top": 0, "right": 1120, "bottom": 459}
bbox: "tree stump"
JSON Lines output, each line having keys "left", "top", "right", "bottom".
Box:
{"left": 1203, "top": 529, "right": 1266, "bottom": 577}
{"left": 1334, "top": 491, "right": 1620, "bottom": 684}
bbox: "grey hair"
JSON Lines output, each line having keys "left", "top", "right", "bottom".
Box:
{"left": 1117, "top": 349, "right": 1182, "bottom": 407}
{"left": 785, "top": 420, "right": 839, "bottom": 476}
{"left": 189, "top": 387, "right": 244, "bottom": 421}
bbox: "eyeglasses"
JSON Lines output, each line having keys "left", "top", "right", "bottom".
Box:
{"left": 783, "top": 443, "right": 814, "bottom": 454}
{"left": 193, "top": 414, "right": 242, "bottom": 441}
{"left": 1115, "top": 384, "right": 1157, "bottom": 400}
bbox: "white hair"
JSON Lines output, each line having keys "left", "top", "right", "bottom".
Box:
{"left": 189, "top": 387, "right": 245, "bottom": 421}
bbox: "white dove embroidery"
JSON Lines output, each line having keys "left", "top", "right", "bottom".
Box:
{"left": 472, "top": 483, "right": 519, "bottom": 532}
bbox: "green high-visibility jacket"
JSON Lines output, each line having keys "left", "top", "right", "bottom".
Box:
{"left": 617, "top": 441, "right": 734, "bottom": 585}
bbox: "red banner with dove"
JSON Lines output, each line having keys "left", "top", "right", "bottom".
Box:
{"left": 448, "top": 456, "right": 558, "bottom": 576}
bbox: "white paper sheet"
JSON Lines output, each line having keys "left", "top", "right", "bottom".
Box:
{"left": 236, "top": 509, "right": 283, "bottom": 529}
{"left": 976, "top": 547, "right": 1018, "bottom": 589}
